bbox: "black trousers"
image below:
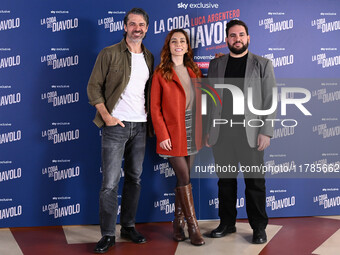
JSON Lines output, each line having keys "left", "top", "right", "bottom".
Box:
{"left": 212, "top": 126, "right": 268, "bottom": 230}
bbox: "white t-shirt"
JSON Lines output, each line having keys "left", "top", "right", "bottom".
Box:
{"left": 112, "top": 52, "right": 149, "bottom": 122}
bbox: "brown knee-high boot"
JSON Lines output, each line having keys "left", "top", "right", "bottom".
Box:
{"left": 173, "top": 190, "right": 186, "bottom": 241}
{"left": 176, "top": 184, "right": 205, "bottom": 246}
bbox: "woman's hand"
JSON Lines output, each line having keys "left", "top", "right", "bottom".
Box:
{"left": 160, "top": 139, "right": 172, "bottom": 151}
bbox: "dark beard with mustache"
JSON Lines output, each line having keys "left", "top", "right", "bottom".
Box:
{"left": 228, "top": 41, "right": 249, "bottom": 55}
{"left": 128, "top": 30, "right": 145, "bottom": 43}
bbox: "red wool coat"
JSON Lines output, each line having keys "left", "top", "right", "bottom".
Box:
{"left": 150, "top": 67, "right": 202, "bottom": 156}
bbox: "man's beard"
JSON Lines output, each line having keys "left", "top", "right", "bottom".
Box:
{"left": 127, "top": 31, "right": 145, "bottom": 43}
{"left": 228, "top": 41, "right": 249, "bottom": 55}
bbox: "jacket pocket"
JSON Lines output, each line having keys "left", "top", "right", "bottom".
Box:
{"left": 107, "top": 65, "right": 124, "bottom": 85}
{"left": 109, "top": 65, "right": 121, "bottom": 73}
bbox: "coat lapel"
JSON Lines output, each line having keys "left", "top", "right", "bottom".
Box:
{"left": 171, "top": 67, "right": 196, "bottom": 98}
{"left": 244, "top": 52, "right": 256, "bottom": 91}
{"left": 187, "top": 67, "right": 198, "bottom": 78}
{"left": 172, "top": 67, "right": 182, "bottom": 86}
{"left": 172, "top": 66, "right": 197, "bottom": 85}
{"left": 213, "top": 55, "right": 228, "bottom": 101}
{"left": 218, "top": 55, "right": 228, "bottom": 78}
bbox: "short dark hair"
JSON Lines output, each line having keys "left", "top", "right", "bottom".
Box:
{"left": 226, "top": 19, "right": 249, "bottom": 37}
{"left": 124, "top": 8, "right": 149, "bottom": 26}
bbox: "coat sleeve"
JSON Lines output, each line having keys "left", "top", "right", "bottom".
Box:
{"left": 259, "top": 59, "right": 277, "bottom": 137}
{"left": 150, "top": 73, "right": 171, "bottom": 143}
{"left": 87, "top": 48, "right": 110, "bottom": 106}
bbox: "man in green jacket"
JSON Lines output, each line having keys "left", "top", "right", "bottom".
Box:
{"left": 87, "top": 7, "right": 154, "bottom": 254}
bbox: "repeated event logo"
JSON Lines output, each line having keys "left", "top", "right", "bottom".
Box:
{"left": 0, "top": 204, "right": 22, "bottom": 221}
{"left": 42, "top": 197, "right": 80, "bottom": 219}
{"left": 311, "top": 81, "right": 339, "bottom": 139}
{"left": 312, "top": 48, "right": 340, "bottom": 68}
{"left": 42, "top": 161, "right": 80, "bottom": 182}
{"left": 0, "top": 47, "right": 20, "bottom": 70}
{"left": 259, "top": 12, "right": 294, "bottom": 33}
{"left": 313, "top": 188, "right": 340, "bottom": 209}
{"left": 0, "top": 80, "right": 21, "bottom": 116}
{"left": 271, "top": 127, "right": 295, "bottom": 140}
{"left": 0, "top": 128, "right": 21, "bottom": 145}
{"left": 41, "top": 48, "right": 79, "bottom": 70}
{"left": 209, "top": 196, "right": 244, "bottom": 209}
{"left": 267, "top": 189, "right": 295, "bottom": 211}
{"left": 0, "top": 160, "right": 22, "bottom": 221}
{"left": 41, "top": 122, "right": 79, "bottom": 144}
{"left": 0, "top": 10, "right": 20, "bottom": 32}
{"left": 153, "top": 161, "right": 175, "bottom": 178}
{"left": 97, "top": 10, "right": 126, "bottom": 32}
{"left": 270, "top": 82, "right": 295, "bottom": 140}
{"left": 311, "top": 12, "right": 339, "bottom": 33}
{"left": 0, "top": 53, "right": 20, "bottom": 69}
{"left": 0, "top": 166, "right": 21, "bottom": 183}
{"left": 40, "top": 10, "right": 78, "bottom": 32}
{"left": 41, "top": 85, "right": 79, "bottom": 107}
{"left": 311, "top": 81, "right": 339, "bottom": 104}
{"left": 154, "top": 193, "right": 175, "bottom": 215}
{"left": 0, "top": 91, "right": 21, "bottom": 107}
{"left": 312, "top": 121, "right": 340, "bottom": 139}
{"left": 262, "top": 48, "right": 294, "bottom": 68}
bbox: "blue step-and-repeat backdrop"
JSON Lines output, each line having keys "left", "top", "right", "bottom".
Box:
{"left": 0, "top": 0, "right": 339, "bottom": 227}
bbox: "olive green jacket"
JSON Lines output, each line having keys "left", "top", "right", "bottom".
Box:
{"left": 87, "top": 38, "right": 154, "bottom": 128}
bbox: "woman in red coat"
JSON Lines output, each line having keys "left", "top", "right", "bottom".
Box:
{"left": 151, "top": 29, "right": 204, "bottom": 246}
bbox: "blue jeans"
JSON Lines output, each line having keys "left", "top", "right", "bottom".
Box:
{"left": 99, "top": 122, "right": 146, "bottom": 236}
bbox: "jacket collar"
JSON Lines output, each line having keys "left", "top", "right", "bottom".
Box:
{"left": 119, "top": 38, "right": 150, "bottom": 57}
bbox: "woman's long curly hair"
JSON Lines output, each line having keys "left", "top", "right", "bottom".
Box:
{"left": 155, "top": 29, "right": 201, "bottom": 81}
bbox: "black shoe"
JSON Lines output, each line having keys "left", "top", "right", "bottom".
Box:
{"left": 210, "top": 223, "right": 236, "bottom": 238}
{"left": 120, "top": 227, "right": 147, "bottom": 244}
{"left": 252, "top": 228, "right": 267, "bottom": 244}
{"left": 94, "top": 236, "right": 115, "bottom": 254}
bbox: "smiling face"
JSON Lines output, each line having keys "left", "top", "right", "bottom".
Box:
{"left": 124, "top": 13, "right": 148, "bottom": 43}
{"left": 226, "top": 24, "right": 250, "bottom": 57}
{"left": 169, "top": 32, "right": 188, "bottom": 57}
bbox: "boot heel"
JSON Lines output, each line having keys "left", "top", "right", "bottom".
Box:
{"left": 176, "top": 184, "right": 205, "bottom": 246}
{"left": 173, "top": 189, "right": 186, "bottom": 241}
